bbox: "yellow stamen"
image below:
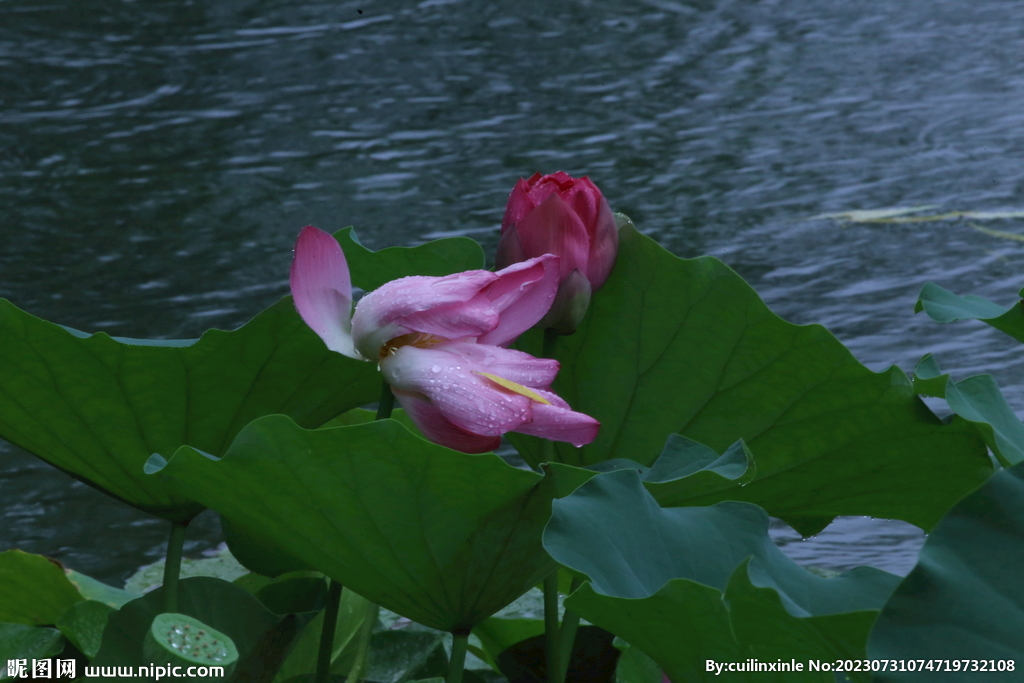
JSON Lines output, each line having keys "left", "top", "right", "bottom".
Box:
{"left": 379, "top": 332, "right": 445, "bottom": 360}
{"left": 474, "top": 371, "right": 552, "bottom": 404}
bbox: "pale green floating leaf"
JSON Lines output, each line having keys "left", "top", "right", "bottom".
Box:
{"left": 123, "top": 543, "right": 249, "bottom": 595}
{"left": 809, "top": 206, "right": 938, "bottom": 221}
{"left": 970, "top": 222, "right": 1024, "bottom": 241}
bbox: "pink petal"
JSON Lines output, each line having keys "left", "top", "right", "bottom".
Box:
{"left": 392, "top": 389, "right": 501, "bottom": 454}
{"left": 515, "top": 193, "right": 591, "bottom": 282}
{"left": 289, "top": 226, "right": 360, "bottom": 360}
{"left": 513, "top": 388, "right": 600, "bottom": 447}
{"left": 568, "top": 176, "right": 603, "bottom": 232}
{"left": 501, "top": 176, "right": 539, "bottom": 234}
{"left": 380, "top": 344, "right": 533, "bottom": 436}
{"left": 527, "top": 171, "right": 574, "bottom": 205}
{"left": 429, "top": 341, "right": 560, "bottom": 387}
{"left": 584, "top": 195, "right": 619, "bottom": 290}
{"left": 351, "top": 269, "right": 498, "bottom": 359}
{"left": 477, "top": 254, "right": 560, "bottom": 347}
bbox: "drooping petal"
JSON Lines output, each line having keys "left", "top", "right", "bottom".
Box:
{"left": 515, "top": 192, "right": 591, "bottom": 282}
{"left": 584, "top": 194, "right": 619, "bottom": 290}
{"left": 289, "top": 225, "right": 361, "bottom": 360}
{"left": 477, "top": 254, "right": 560, "bottom": 347}
{"left": 513, "top": 388, "right": 600, "bottom": 447}
{"left": 392, "top": 389, "right": 501, "bottom": 454}
{"left": 351, "top": 269, "right": 498, "bottom": 359}
{"left": 380, "top": 344, "right": 532, "bottom": 436}
{"left": 428, "top": 341, "right": 560, "bottom": 387}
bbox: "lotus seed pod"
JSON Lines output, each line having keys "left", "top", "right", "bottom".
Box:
{"left": 142, "top": 613, "right": 237, "bottom": 679}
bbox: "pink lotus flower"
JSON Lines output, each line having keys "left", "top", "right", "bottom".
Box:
{"left": 290, "top": 226, "right": 599, "bottom": 454}
{"left": 496, "top": 172, "right": 619, "bottom": 333}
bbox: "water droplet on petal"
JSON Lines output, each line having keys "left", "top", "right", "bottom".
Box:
{"left": 431, "top": 365, "right": 442, "bottom": 373}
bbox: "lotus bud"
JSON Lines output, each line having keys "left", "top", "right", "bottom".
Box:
{"left": 496, "top": 172, "right": 618, "bottom": 333}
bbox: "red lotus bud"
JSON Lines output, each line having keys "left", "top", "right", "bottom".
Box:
{"left": 496, "top": 172, "right": 618, "bottom": 332}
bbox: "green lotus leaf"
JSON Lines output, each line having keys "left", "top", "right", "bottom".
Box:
{"left": 643, "top": 436, "right": 756, "bottom": 505}
{"left": 155, "top": 416, "right": 591, "bottom": 632}
{"left": 0, "top": 297, "right": 379, "bottom": 521}
{"left": 512, "top": 217, "right": 990, "bottom": 534}
{"left": 55, "top": 600, "right": 115, "bottom": 659}
{"left": 915, "top": 281, "right": 1024, "bottom": 342}
{"left": 334, "top": 227, "right": 484, "bottom": 292}
{"left": 614, "top": 638, "right": 663, "bottom": 683}
{"left": 92, "top": 576, "right": 301, "bottom": 682}
{"left": 363, "top": 631, "right": 448, "bottom": 683}
{"left": 868, "top": 460, "right": 1024, "bottom": 680}
{"left": 0, "top": 550, "right": 86, "bottom": 625}
{"left": 0, "top": 624, "right": 64, "bottom": 671}
{"left": 911, "top": 355, "right": 1024, "bottom": 467}
{"left": 545, "top": 470, "right": 900, "bottom": 682}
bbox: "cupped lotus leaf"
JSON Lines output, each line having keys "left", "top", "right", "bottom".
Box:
{"left": 545, "top": 470, "right": 900, "bottom": 682}
{"left": 0, "top": 550, "right": 85, "bottom": 625}
{"left": 0, "top": 297, "right": 379, "bottom": 521}
{"left": 643, "top": 436, "right": 756, "bottom": 505}
{"left": 334, "top": 227, "right": 485, "bottom": 291}
{"left": 512, "top": 217, "right": 991, "bottom": 534}
{"left": 92, "top": 576, "right": 300, "bottom": 682}
{"left": 911, "top": 355, "right": 1024, "bottom": 467}
{"left": 868, "top": 460, "right": 1024, "bottom": 680}
{"left": 155, "top": 416, "right": 590, "bottom": 632}
{"left": 915, "top": 281, "right": 1024, "bottom": 342}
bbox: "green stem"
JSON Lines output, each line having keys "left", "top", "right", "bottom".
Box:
{"left": 376, "top": 381, "right": 395, "bottom": 420}
{"left": 555, "top": 578, "right": 584, "bottom": 683}
{"left": 542, "top": 327, "right": 558, "bottom": 359}
{"left": 544, "top": 572, "right": 561, "bottom": 683}
{"left": 162, "top": 520, "right": 188, "bottom": 614}
{"left": 540, "top": 327, "right": 559, "bottom": 467}
{"left": 317, "top": 381, "right": 392, "bottom": 683}
{"left": 541, "top": 318, "right": 564, "bottom": 681}
{"left": 315, "top": 580, "right": 344, "bottom": 683}
{"left": 447, "top": 631, "right": 470, "bottom": 683}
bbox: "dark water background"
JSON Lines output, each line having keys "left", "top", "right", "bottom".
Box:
{"left": 4, "top": 0, "right": 1024, "bottom": 586}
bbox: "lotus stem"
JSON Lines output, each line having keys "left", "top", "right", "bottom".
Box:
{"left": 315, "top": 579, "right": 344, "bottom": 683}
{"left": 544, "top": 572, "right": 561, "bottom": 683}
{"left": 162, "top": 520, "right": 188, "bottom": 613}
{"left": 376, "top": 381, "right": 395, "bottom": 420}
{"left": 540, "top": 327, "right": 563, "bottom": 682}
{"left": 555, "top": 577, "right": 584, "bottom": 683}
{"left": 447, "top": 630, "right": 470, "bottom": 683}
{"left": 314, "top": 381, "right": 394, "bottom": 683}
